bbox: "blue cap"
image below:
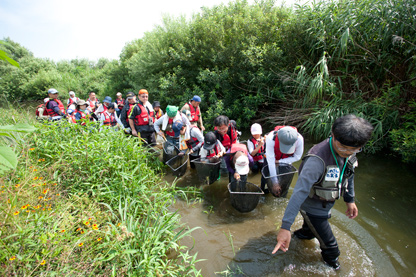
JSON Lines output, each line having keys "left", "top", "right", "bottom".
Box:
{"left": 191, "top": 95, "right": 201, "bottom": 102}
{"left": 172, "top": 120, "right": 183, "bottom": 138}
{"left": 103, "top": 96, "right": 112, "bottom": 103}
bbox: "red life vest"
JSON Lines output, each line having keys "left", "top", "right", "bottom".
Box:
{"left": 116, "top": 98, "right": 125, "bottom": 108}
{"left": 218, "top": 123, "right": 238, "bottom": 150}
{"left": 133, "top": 103, "right": 152, "bottom": 126}
{"left": 75, "top": 110, "right": 89, "bottom": 125}
{"left": 273, "top": 126, "right": 298, "bottom": 160}
{"left": 165, "top": 118, "right": 175, "bottom": 137}
{"left": 188, "top": 102, "right": 200, "bottom": 122}
{"left": 87, "top": 99, "right": 98, "bottom": 111}
{"left": 249, "top": 136, "right": 264, "bottom": 162}
{"left": 67, "top": 97, "right": 79, "bottom": 109}
{"left": 45, "top": 99, "right": 65, "bottom": 117}
{"left": 35, "top": 104, "right": 48, "bottom": 117}
{"left": 186, "top": 126, "right": 202, "bottom": 150}
{"left": 103, "top": 111, "right": 117, "bottom": 126}
{"left": 206, "top": 143, "right": 222, "bottom": 158}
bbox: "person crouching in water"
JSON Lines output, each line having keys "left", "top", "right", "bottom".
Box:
{"left": 247, "top": 123, "right": 265, "bottom": 174}
{"left": 100, "top": 103, "right": 123, "bottom": 130}
{"left": 185, "top": 122, "right": 204, "bottom": 168}
{"left": 199, "top": 131, "right": 226, "bottom": 162}
{"left": 225, "top": 143, "right": 253, "bottom": 183}
{"left": 154, "top": 105, "right": 191, "bottom": 150}
{"left": 72, "top": 100, "right": 91, "bottom": 125}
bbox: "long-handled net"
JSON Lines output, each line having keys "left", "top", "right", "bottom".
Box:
{"left": 191, "top": 158, "right": 221, "bottom": 185}
{"left": 228, "top": 180, "right": 264, "bottom": 213}
{"left": 261, "top": 163, "right": 298, "bottom": 197}
{"left": 163, "top": 140, "right": 180, "bottom": 163}
{"left": 166, "top": 154, "right": 188, "bottom": 177}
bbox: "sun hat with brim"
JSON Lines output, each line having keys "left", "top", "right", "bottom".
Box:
{"left": 77, "top": 100, "right": 87, "bottom": 106}
{"left": 166, "top": 105, "right": 178, "bottom": 118}
{"left": 250, "top": 123, "right": 262, "bottom": 135}
{"left": 203, "top": 131, "right": 217, "bottom": 150}
{"left": 48, "top": 88, "right": 58, "bottom": 94}
{"left": 103, "top": 96, "right": 112, "bottom": 103}
{"left": 69, "top": 91, "right": 75, "bottom": 96}
{"left": 278, "top": 126, "right": 298, "bottom": 154}
{"left": 153, "top": 101, "right": 161, "bottom": 108}
{"left": 235, "top": 155, "right": 249, "bottom": 175}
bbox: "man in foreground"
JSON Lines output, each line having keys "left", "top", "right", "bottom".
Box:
{"left": 272, "top": 114, "right": 374, "bottom": 270}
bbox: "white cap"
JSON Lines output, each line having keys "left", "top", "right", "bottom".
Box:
{"left": 235, "top": 155, "right": 249, "bottom": 175}
{"left": 69, "top": 91, "right": 75, "bottom": 96}
{"left": 116, "top": 92, "right": 122, "bottom": 96}
{"left": 250, "top": 123, "right": 262, "bottom": 135}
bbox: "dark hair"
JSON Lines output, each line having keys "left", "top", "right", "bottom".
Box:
{"left": 107, "top": 103, "right": 115, "bottom": 110}
{"left": 332, "top": 114, "right": 374, "bottom": 147}
{"left": 214, "top": 115, "right": 229, "bottom": 127}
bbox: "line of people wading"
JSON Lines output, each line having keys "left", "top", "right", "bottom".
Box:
{"left": 36, "top": 88, "right": 374, "bottom": 271}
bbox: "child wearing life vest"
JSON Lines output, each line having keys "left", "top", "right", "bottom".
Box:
{"left": 224, "top": 143, "right": 254, "bottom": 183}
{"left": 247, "top": 123, "right": 265, "bottom": 174}
{"left": 73, "top": 100, "right": 91, "bottom": 125}
{"left": 199, "top": 131, "right": 225, "bottom": 162}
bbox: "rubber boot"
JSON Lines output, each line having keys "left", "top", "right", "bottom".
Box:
{"left": 322, "top": 247, "right": 341, "bottom": 270}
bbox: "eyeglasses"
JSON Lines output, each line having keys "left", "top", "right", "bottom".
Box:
{"left": 334, "top": 138, "right": 362, "bottom": 153}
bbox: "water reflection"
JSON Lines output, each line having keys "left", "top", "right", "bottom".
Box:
{"left": 162, "top": 146, "right": 414, "bottom": 276}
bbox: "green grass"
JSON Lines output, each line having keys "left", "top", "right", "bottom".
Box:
{"left": 0, "top": 104, "right": 202, "bottom": 276}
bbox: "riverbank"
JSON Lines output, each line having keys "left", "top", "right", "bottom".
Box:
{"left": 0, "top": 106, "right": 201, "bottom": 276}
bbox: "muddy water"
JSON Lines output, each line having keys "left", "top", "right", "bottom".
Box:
{"left": 163, "top": 143, "right": 415, "bottom": 276}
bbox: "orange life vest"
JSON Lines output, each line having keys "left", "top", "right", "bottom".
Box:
{"left": 103, "top": 111, "right": 117, "bottom": 126}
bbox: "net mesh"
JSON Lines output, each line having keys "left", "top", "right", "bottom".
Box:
{"left": 192, "top": 158, "right": 221, "bottom": 185}
{"left": 228, "top": 180, "right": 263, "bottom": 213}
{"left": 163, "top": 141, "right": 179, "bottom": 163}
{"left": 261, "top": 163, "right": 298, "bottom": 197}
{"left": 166, "top": 154, "right": 188, "bottom": 177}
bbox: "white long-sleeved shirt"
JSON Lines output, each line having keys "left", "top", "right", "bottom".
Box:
{"left": 265, "top": 130, "right": 304, "bottom": 177}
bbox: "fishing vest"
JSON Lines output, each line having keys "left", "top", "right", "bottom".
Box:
{"left": 299, "top": 138, "right": 355, "bottom": 202}
{"left": 273, "top": 126, "right": 297, "bottom": 160}
{"left": 188, "top": 102, "right": 200, "bottom": 122}
{"left": 185, "top": 126, "right": 202, "bottom": 150}
{"left": 45, "top": 99, "right": 65, "bottom": 117}
{"left": 249, "top": 136, "right": 264, "bottom": 162}
{"left": 206, "top": 143, "right": 222, "bottom": 158}
{"left": 103, "top": 111, "right": 117, "bottom": 126}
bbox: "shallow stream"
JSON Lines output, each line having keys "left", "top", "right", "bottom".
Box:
{"left": 162, "top": 141, "right": 416, "bottom": 276}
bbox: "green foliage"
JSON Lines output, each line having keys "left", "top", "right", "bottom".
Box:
{"left": 0, "top": 104, "right": 201, "bottom": 275}
{"left": 390, "top": 100, "right": 416, "bottom": 163}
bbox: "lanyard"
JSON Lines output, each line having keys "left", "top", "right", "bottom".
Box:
{"left": 329, "top": 137, "right": 349, "bottom": 187}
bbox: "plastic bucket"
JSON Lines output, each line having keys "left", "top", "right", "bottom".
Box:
{"left": 166, "top": 154, "right": 188, "bottom": 177}
{"left": 191, "top": 158, "right": 221, "bottom": 185}
{"left": 163, "top": 141, "right": 179, "bottom": 163}
{"left": 228, "top": 180, "right": 264, "bottom": 213}
{"left": 261, "top": 163, "right": 298, "bottom": 197}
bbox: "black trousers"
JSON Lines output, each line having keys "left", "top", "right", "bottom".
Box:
{"left": 189, "top": 154, "right": 199, "bottom": 169}
{"left": 139, "top": 131, "right": 156, "bottom": 146}
{"left": 297, "top": 210, "right": 340, "bottom": 263}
